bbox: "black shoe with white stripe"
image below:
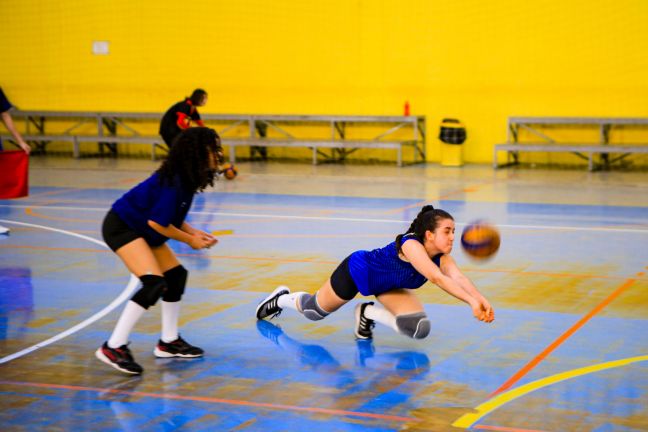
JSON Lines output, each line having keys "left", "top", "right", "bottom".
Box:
{"left": 354, "top": 302, "right": 376, "bottom": 340}
{"left": 256, "top": 286, "right": 290, "bottom": 320}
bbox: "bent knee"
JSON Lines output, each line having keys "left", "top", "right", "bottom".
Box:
{"left": 395, "top": 312, "right": 430, "bottom": 339}
{"left": 132, "top": 275, "right": 167, "bottom": 309}
{"left": 299, "top": 293, "right": 330, "bottom": 321}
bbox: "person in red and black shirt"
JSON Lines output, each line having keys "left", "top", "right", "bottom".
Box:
{"left": 159, "top": 89, "right": 207, "bottom": 149}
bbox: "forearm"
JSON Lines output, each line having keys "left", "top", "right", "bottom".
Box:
{"left": 180, "top": 221, "right": 196, "bottom": 235}
{"left": 456, "top": 276, "right": 486, "bottom": 302}
{"left": 430, "top": 273, "right": 478, "bottom": 305}
{"left": 148, "top": 220, "right": 193, "bottom": 244}
{"left": 1, "top": 112, "right": 27, "bottom": 144}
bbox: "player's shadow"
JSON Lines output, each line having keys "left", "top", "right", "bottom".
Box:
{"left": 256, "top": 319, "right": 342, "bottom": 372}
{"left": 97, "top": 375, "right": 143, "bottom": 403}
{"left": 0, "top": 267, "right": 34, "bottom": 341}
{"left": 256, "top": 320, "right": 430, "bottom": 373}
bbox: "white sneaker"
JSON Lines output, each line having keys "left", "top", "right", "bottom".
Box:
{"left": 0, "top": 225, "right": 10, "bottom": 235}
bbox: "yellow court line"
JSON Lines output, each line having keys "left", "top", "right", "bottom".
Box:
{"left": 452, "top": 355, "right": 648, "bottom": 429}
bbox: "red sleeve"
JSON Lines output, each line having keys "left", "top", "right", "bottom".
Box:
{"left": 176, "top": 112, "right": 191, "bottom": 129}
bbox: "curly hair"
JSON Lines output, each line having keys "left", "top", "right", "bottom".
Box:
{"left": 157, "top": 127, "right": 222, "bottom": 193}
{"left": 395, "top": 205, "right": 454, "bottom": 253}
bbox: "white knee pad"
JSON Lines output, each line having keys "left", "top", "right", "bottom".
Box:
{"left": 395, "top": 312, "right": 430, "bottom": 339}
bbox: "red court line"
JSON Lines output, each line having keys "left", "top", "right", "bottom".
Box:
{"left": 0, "top": 380, "right": 416, "bottom": 423}
{"left": 25, "top": 207, "right": 97, "bottom": 223}
{"left": 489, "top": 278, "right": 636, "bottom": 397}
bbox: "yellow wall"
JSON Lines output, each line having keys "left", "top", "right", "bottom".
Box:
{"left": 1, "top": 0, "right": 647, "bottom": 163}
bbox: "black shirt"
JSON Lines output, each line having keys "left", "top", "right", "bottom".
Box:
{"left": 159, "top": 98, "right": 202, "bottom": 144}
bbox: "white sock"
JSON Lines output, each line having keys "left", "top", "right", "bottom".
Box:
{"left": 108, "top": 301, "right": 146, "bottom": 348}
{"left": 277, "top": 292, "right": 307, "bottom": 311}
{"left": 363, "top": 304, "right": 399, "bottom": 333}
{"left": 161, "top": 301, "right": 181, "bottom": 343}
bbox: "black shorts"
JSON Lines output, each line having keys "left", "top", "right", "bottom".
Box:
{"left": 102, "top": 210, "right": 142, "bottom": 252}
{"left": 330, "top": 255, "right": 359, "bottom": 301}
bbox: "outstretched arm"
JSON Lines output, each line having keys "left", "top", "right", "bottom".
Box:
{"left": 402, "top": 240, "right": 489, "bottom": 321}
{"left": 441, "top": 254, "right": 494, "bottom": 322}
{"left": 1, "top": 111, "right": 31, "bottom": 154}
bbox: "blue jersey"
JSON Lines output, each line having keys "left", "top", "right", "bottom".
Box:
{"left": 111, "top": 172, "right": 194, "bottom": 246}
{"left": 348, "top": 234, "right": 442, "bottom": 296}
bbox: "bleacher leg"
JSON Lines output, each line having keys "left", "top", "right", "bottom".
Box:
{"left": 73, "top": 137, "right": 80, "bottom": 159}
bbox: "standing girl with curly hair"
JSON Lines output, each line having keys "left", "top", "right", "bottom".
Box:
{"left": 96, "top": 127, "right": 223, "bottom": 375}
{"left": 256, "top": 205, "right": 494, "bottom": 341}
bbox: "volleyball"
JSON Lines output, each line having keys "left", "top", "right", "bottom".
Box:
{"left": 221, "top": 163, "right": 238, "bottom": 180}
{"left": 460, "top": 221, "right": 500, "bottom": 259}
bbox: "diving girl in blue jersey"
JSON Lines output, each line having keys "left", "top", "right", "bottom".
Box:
{"left": 96, "top": 127, "right": 223, "bottom": 375}
{"left": 256, "top": 205, "right": 494, "bottom": 340}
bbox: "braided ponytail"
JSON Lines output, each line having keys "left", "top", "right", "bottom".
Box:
{"left": 395, "top": 205, "right": 453, "bottom": 252}
{"left": 395, "top": 205, "right": 434, "bottom": 250}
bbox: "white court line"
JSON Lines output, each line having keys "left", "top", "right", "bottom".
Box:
{"left": 1, "top": 203, "right": 647, "bottom": 234}
{"left": 0, "top": 219, "right": 139, "bottom": 364}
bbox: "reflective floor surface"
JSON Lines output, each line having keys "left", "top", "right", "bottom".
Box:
{"left": 1, "top": 157, "right": 647, "bottom": 431}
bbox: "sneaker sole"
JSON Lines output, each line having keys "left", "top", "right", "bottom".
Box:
{"left": 255, "top": 286, "right": 290, "bottom": 320}
{"left": 354, "top": 303, "right": 372, "bottom": 340}
{"left": 95, "top": 348, "right": 142, "bottom": 375}
{"left": 153, "top": 347, "right": 204, "bottom": 358}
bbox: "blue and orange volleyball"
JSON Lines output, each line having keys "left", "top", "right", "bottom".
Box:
{"left": 460, "top": 221, "right": 501, "bottom": 259}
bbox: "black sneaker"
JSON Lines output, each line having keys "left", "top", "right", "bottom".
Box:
{"left": 154, "top": 335, "right": 204, "bottom": 358}
{"left": 95, "top": 342, "right": 143, "bottom": 375}
{"left": 255, "top": 286, "right": 290, "bottom": 320}
{"left": 354, "top": 302, "right": 376, "bottom": 340}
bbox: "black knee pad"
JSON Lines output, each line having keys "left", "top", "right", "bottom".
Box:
{"left": 298, "top": 293, "right": 329, "bottom": 321}
{"left": 162, "top": 265, "right": 188, "bottom": 302}
{"left": 395, "top": 312, "right": 431, "bottom": 339}
{"left": 132, "top": 275, "right": 167, "bottom": 309}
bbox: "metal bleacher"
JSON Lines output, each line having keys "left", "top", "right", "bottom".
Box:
{"left": 1, "top": 111, "right": 426, "bottom": 166}
{"left": 493, "top": 117, "right": 648, "bottom": 171}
